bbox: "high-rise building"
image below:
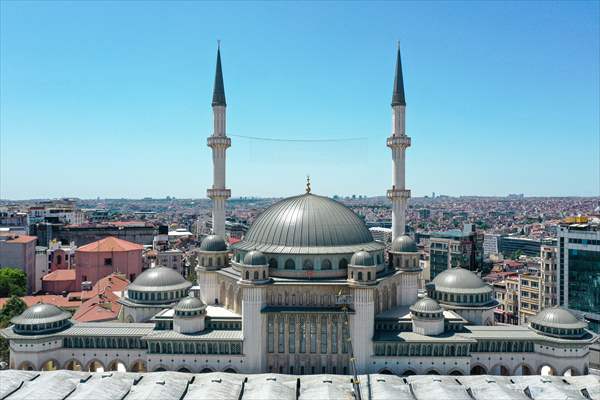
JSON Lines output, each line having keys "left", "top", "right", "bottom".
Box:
{"left": 518, "top": 272, "right": 542, "bottom": 324}
{"left": 557, "top": 219, "right": 600, "bottom": 333}
{"left": 540, "top": 244, "right": 558, "bottom": 309}
{"left": 428, "top": 225, "right": 484, "bottom": 279}
{"left": 483, "top": 234, "right": 500, "bottom": 257}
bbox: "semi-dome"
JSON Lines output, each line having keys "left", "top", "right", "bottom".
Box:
{"left": 350, "top": 250, "right": 374, "bottom": 267}
{"left": 174, "top": 296, "right": 206, "bottom": 312}
{"left": 433, "top": 268, "right": 488, "bottom": 293}
{"left": 11, "top": 303, "right": 70, "bottom": 325}
{"left": 410, "top": 297, "right": 443, "bottom": 314}
{"left": 128, "top": 266, "right": 192, "bottom": 292}
{"left": 391, "top": 235, "right": 417, "bottom": 253}
{"left": 244, "top": 250, "right": 267, "bottom": 266}
{"left": 232, "top": 193, "right": 382, "bottom": 254}
{"left": 200, "top": 235, "right": 228, "bottom": 252}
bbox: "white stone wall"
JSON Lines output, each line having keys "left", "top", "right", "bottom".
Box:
{"left": 350, "top": 287, "right": 374, "bottom": 373}
{"left": 197, "top": 270, "right": 219, "bottom": 305}
{"left": 242, "top": 286, "right": 266, "bottom": 372}
{"left": 412, "top": 317, "right": 444, "bottom": 336}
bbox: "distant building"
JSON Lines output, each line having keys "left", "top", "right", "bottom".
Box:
{"left": 428, "top": 225, "right": 483, "bottom": 279}
{"left": 0, "top": 234, "right": 37, "bottom": 293}
{"left": 518, "top": 272, "right": 542, "bottom": 324}
{"left": 0, "top": 209, "right": 29, "bottom": 233}
{"left": 483, "top": 234, "right": 500, "bottom": 257}
{"left": 28, "top": 200, "right": 84, "bottom": 225}
{"left": 157, "top": 249, "right": 185, "bottom": 276}
{"left": 369, "top": 227, "right": 393, "bottom": 247}
{"left": 74, "top": 237, "right": 144, "bottom": 289}
{"left": 540, "top": 245, "right": 558, "bottom": 309}
{"left": 31, "top": 221, "right": 157, "bottom": 247}
{"left": 418, "top": 208, "right": 431, "bottom": 219}
{"left": 557, "top": 219, "right": 600, "bottom": 333}
{"left": 499, "top": 236, "right": 554, "bottom": 258}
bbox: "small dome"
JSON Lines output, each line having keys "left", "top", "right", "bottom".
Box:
{"left": 244, "top": 250, "right": 267, "bottom": 266}
{"left": 11, "top": 303, "right": 70, "bottom": 325}
{"left": 530, "top": 307, "right": 587, "bottom": 330}
{"left": 128, "top": 266, "right": 192, "bottom": 292}
{"left": 174, "top": 295, "right": 206, "bottom": 312}
{"left": 432, "top": 268, "right": 488, "bottom": 293}
{"left": 200, "top": 235, "right": 228, "bottom": 252}
{"left": 351, "top": 250, "right": 374, "bottom": 266}
{"left": 391, "top": 235, "right": 417, "bottom": 253}
{"left": 410, "top": 297, "right": 443, "bottom": 314}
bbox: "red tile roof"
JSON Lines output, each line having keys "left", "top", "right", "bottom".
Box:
{"left": 72, "top": 291, "right": 121, "bottom": 322}
{"left": 5, "top": 235, "right": 37, "bottom": 244}
{"left": 77, "top": 236, "right": 143, "bottom": 253}
{"left": 81, "top": 273, "right": 129, "bottom": 301}
{"left": 0, "top": 295, "right": 81, "bottom": 310}
{"left": 42, "top": 269, "right": 76, "bottom": 282}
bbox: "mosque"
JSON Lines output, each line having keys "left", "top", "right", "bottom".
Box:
{"left": 1, "top": 46, "right": 596, "bottom": 377}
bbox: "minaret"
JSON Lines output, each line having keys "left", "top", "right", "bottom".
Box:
{"left": 387, "top": 43, "right": 411, "bottom": 240}
{"left": 207, "top": 43, "right": 231, "bottom": 237}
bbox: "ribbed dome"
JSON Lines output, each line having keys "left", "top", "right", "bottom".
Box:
{"left": 233, "top": 193, "right": 381, "bottom": 254}
{"left": 200, "top": 235, "right": 228, "bottom": 252}
{"left": 11, "top": 303, "right": 71, "bottom": 325}
{"left": 530, "top": 307, "right": 587, "bottom": 329}
{"left": 433, "top": 268, "right": 489, "bottom": 293}
{"left": 244, "top": 250, "right": 267, "bottom": 266}
{"left": 350, "top": 250, "right": 374, "bottom": 267}
{"left": 175, "top": 296, "right": 206, "bottom": 312}
{"left": 410, "top": 297, "right": 443, "bottom": 314}
{"left": 391, "top": 235, "right": 417, "bottom": 253}
{"left": 128, "top": 266, "right": 192, "bottom": 292}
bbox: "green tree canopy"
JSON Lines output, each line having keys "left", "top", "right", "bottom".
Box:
{"left": 0, "top": 295, "right": 27, "bottom": 364}
{"left": 0, "top": 268, "right": 27, "bottom": 298}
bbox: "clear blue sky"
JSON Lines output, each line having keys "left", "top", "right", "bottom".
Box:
{"left": 1, "top": 1, "right": 598, "bottom": 199}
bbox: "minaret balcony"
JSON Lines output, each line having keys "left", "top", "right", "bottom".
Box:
{"left": 387, "top": 189, "right": 411, "bottom": 200}
{"left": 386, "top": 135, "right": 411, "bottom": 149}
{"left": 207, "top": 188, "right": 231, "bottom": 199}
{"left": 207, "top": 136, "right": 231, "bottom": 148}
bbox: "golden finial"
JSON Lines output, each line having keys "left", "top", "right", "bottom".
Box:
{"left": 306, "top": 175, "right": 311, "bottom": 194}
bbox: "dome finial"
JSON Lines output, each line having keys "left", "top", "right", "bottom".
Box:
{"left": 306, "top": 175, "right": 311, "bottom": 193}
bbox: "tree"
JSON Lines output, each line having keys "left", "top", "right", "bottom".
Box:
{"left": 0, "top": 268, "right": 27, "bottom": 298}
{"left": 0, "top": 296, "right": 27, "bottom": 364}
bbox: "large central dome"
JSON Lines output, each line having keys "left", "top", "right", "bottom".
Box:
{"left": 233, "top": 193, "right": 380, "bottom": 254}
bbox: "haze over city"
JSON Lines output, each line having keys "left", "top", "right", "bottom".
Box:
{"left": 1, "top": 1, "right": 599, "bottom": 200}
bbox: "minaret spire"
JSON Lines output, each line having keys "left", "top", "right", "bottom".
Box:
{"left": 391, "top": 42, "right": 406, "bottom": 107}
{"left": 207, "top": 42, "right": 231, "bottom": 237}
{"left": 212, "top": 41, "right": 227, "bottom": 107}
{"left": 387, "top": 42, "right": 411, "bottom": 240}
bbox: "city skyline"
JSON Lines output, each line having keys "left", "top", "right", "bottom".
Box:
{"left": 1, "top": 1, "right": 599, "bottom": 200}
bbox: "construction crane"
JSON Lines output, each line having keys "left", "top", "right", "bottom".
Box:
{"left": 336, "top": 289, "right": 362, "bottom": 400}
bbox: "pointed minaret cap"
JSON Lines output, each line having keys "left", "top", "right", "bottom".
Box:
{"left": 391, "top": 41, "right": 406, "bottom": 107}
{"left": 212, "top": 41, "right": 227, "bottom": 107}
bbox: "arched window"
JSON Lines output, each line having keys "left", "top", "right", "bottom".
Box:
{"left": 217, "top": 257, "right": 221, "bottom": 265}
{"left": 262, "top": 271, "right": 266, "bottom": 279}
{"left": 367, "top": 272, "right": 371, "bottom": 281}
{"left": 208, "top": 258, "right": 212, "bottom": 267}
{"left": 303, "top": 259, "right": 314, "bottom": 270}
{"left": 339, "top": 258, "right": 348, "bottom": 269}
{"left": 285, "top": 259, "right": 295, "bottom": 270}
{"left": 376, "top": 254, "right": 381, "bottom": 264}
{"left": 245, "top": 271, "right": 249, "bottom": 280}
{"left": 269, "top": 258, "right": 278, "bottom": 269}
{"left": 321, "top": 259, "right": 332, "bottom": 270}
{"left": 358, "top": 272, "right": 363, "bottom": 281}
{"left": 254, "top": 271, "right": 259, "bottom": 280}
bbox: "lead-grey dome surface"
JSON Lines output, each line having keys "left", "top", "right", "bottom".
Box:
{"left": 244, "top": 250, "right": 267, "bottom": 266}
{"left": 391, "top": 235, "right": 417, "bottom": 253}
{"left": 350, "top": 250, "right": 374, "bottom": 266}
{"left": 128, "top": 266, "right": 192, "bottom": 292}
{"left": 11, "top": 303, "right": 71, "bottom": 325}
{"left": 232, "top": 193, "right": 383, "bottom": 254}
{"left": 432, "top": 268, "right": 490, "bottom": 294}
{"left": 530, "top": 307, "right": 587, "bottom": 329}
{"left": 175, "top": 296, "right": 206, "bottom": 312}
{"left": 410, "top": 297, "right": 443, "bottom": 314}
{"left": 200, "top": 235, "right": 228, "bottom": 252}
